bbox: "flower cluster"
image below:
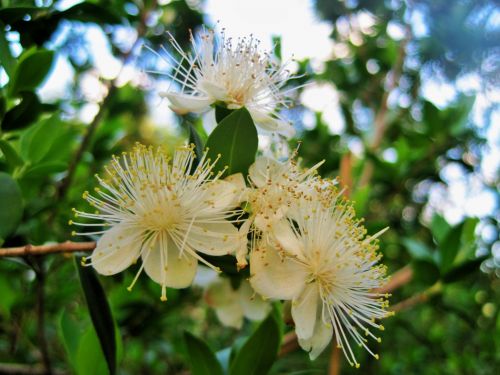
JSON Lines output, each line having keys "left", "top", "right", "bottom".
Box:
{"left": 74, "top": 27, "right": 391, "bottom": 366}
{"left": 244, "top": 158, "right": 390, "bottom": 365}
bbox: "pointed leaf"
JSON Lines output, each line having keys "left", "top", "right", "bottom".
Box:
{"left": 0, "top": 140, "right": 23, "bottom": 169}
{"left": 184, "top": 331, "right": 224, "bottom": 375}
{"left": 431, "top": 214, "right": 451, "bottom": 244}
{"left": 0, "top": 172, "right": 23, "bottom": 240}
{"left": 0, "top": 21, "right": 15, "bottom": 78}
{"left": 9, "top": 48, "right": 54, "bottom": 96}
{"left": 1, "top": 91, "right": 42, "bottom": 131}
{"left": 439, "top": 223, "right": 464, "bottom": 272}
{"left": 215, "top": 105, "right": 233, "bottom": 123}
{"left": 442, "top": 255, "right": 488, "bottom": 284}
{"left": 206, "top": 108, "right": 258, "bottom": 176}
{"left": 229, "top": 313, "right": 281, "bottom": 375}
{"left": 76, "top": 257, "right": 116, "bottom": 375}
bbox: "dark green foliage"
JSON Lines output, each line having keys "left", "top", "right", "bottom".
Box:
{"left": 184, "top": 331, "right": 224, "bottom": 375}
{"left": 229, "top": 314, "right": 281, "bottom": 375}
{"left": 76, "top": 258, "right": 117, "bottom": 375}
{"left": 0, "top": 172, "right": 23, "bottom": 242}
{"left": 206, "top": 108, "right": 258, "bottom": 176}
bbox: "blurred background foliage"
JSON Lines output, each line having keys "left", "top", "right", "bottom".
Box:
{"left": 0, "top": 0, "right": 498, "bottom": 374}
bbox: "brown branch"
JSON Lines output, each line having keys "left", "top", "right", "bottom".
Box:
{"left": 328, "top": 344, "right": 341, "bottom": 375}
{"left": 0, "top": 363, "right": 65, "bottom": 375}
{"left": 278, "top": 331, "right": 299, "bottom": 357}
{"left": 0, "top": 242, "right": 95, "bottom": 257}
{"left": 374, "top": 265, "right": 413, "bottom": 294}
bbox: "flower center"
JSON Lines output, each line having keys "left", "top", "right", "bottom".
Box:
{"left": 139, "top": 197, "right": 184, "bottom": 232}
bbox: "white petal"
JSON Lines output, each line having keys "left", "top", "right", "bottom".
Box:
{"left": 239, "top": 281, "right": 271, "bottom": 321}
{"left": 224, "top": 173, "right": 249, "bottom": 204}
{"left": 248, "top": 156, "right": 282, "bottom": 187}
{"left": 188, "top": 222, "right": 240, "bottom": 256}
{"left": 201, "top": 180, "right": 238, "bottom": 211}
{"left": 248, "top": 109, "right": 295, "bottom": 137}
{"left": 292, "top": 284, "right": 319, "bottom": 340}
{"left": 198, "top": 79, "right": 228, "bottom": 101}
{"left": 162, "top": 92, "right": 213, "bottom": 114}
{"left": 91, "top": 224, "right": 142, "bottom": 275}
{"left": 298, "top": 318, "right": 333, "bottom": 360}
{"left": 142, "top": 235, "right": 198, "bottom": 288}
{"left": 249, "top": 242, "right": 307, "bottom": 300}
{"left": 204, "top": 278, "right": 244, "bottom": 328}
{"left": 272, "top": 220, "right": 304, "bottom": 258}
{"left": 215, "top": 303, "right": 244, "bottom": 329}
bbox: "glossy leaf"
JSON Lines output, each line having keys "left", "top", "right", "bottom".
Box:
{"left": 431, "top": 214, "right": 451, "bottom": 244}
{"left": 215, "top": 105, "right": 233, "bottom": 123}
{"left": 439, "top": 223, "right": 464, "bottom": 272}
{"left": 0, "top": 21, "right": 15, "bottom": 77}
{"left": 9, "top": 48, "right": 54, "bottom": 96}
{"left": 412, "top": 260, "right": 440, "bottom": 286}
{"left": 403, "top": 238, "right": 435, "bottom": 262}
{"left": 184, "top": 331, "right": 224, "bottom": 375}
{"left": 229, "top": 313, "right": 281, "bottom": 375}
{"left": 0, "top": 172, "right": 23, "bottom": 241}
{"left": 205, "top": 108, "right": 258, "bottom": 176}
{"left": 188, "top": 122, "right": 204, "bottom": 172}
{"left": 0, "top": 140, "right": 23, "bottom": 169}
{"left": 76, "top": 257, "right": 117, "bottom": 375}
{"left": 1, "top": 92, "right": 42, "bottom": 131}
{"left": 58, "top": 309, "right": 82, "bottom": 368}
{"left": 75, "top": 328, "right": 109, "bottom": 375}
{"left": 19, "top": 114, "right": 61, "bottom": 163}
{"left": 442, "top": 255, "right": 489, "bottom": 284}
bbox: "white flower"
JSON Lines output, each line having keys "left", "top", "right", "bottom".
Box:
{"left": 204, "top": 277, "right": 270, "bottom": 329}
{"left": 72, "top": 144, "right": 242, "bottom": 301}
{"left": 153, "top": 29, "right": 296, "bottom": 137}
{"left": 236, "top": 155, "right": 329, "bottom": 268}
{"left": 249, "top": 191, "right": 390, "bottom": 366}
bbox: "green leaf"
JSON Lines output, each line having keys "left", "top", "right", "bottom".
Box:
{"left": 352, "top": 185, "right": 370, "bottom": 216}
{"left": 58, "top": 309, "right": 82, "bottom": 368}
{"left": 229, "top": 313, "right": 281, "bottom": 375}
{"left": 411, "top": 260, "right": 440, "bottom": 286}
{"left": 0, "top": 172, "right": 23, "bottom": 240}
{"left": 184, "top": 331, "right": 224, "bottom": 375}
{"left": 187, "top": 123, "right": 203, "bottom": 160}
{"left": 431, "top": 214, "right": 451, "bottom": 244}
{"left": 215, "top": 105, "right": 233, "bottom": 123}
{"left": 75, "top": 327, "right": 109, "bottom": 375}
{"left": 76, "top": 257, "right": 117, "bottom": 375}
{"left": 0, "top": 21, "right": 16, "bottom": 78}
{"left": 0, "top": 139, "right": 23, "bottom": 169}
{"left": 9, "top": 48, "right": 54, "bottom": 96}
{"left": 19, "top": 114, "right": 61, "bottom": 163}
{"left": 439, "top": 223, "right": 464, "bottom": 272}
{"left": 22, "top": 161, "right": 67, "bottom": 178}
{"left": 442, "top": 255, "right": 488, "bottom": 284}
{"left": 402, "top": 238, "right": 434, "bottom": 262}
{"left": 206, "top": 108, "right": 258, "bottom": 176}
{"left": 1, "top": 91, "right": 42, "bottom": 131}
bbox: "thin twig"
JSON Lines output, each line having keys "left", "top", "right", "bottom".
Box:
{"left": 0, "top": 242, "right": 95, "bottom": 257}
{"left": 33, "top": 258, "right": 51, "bottom": 375}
